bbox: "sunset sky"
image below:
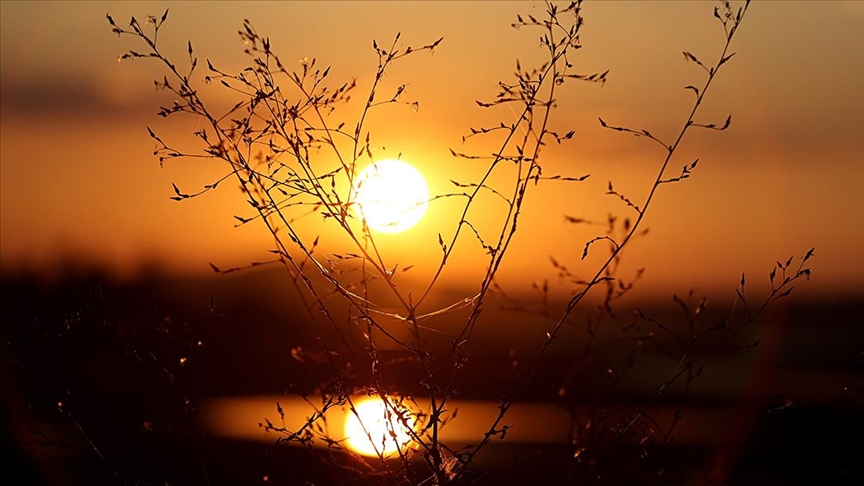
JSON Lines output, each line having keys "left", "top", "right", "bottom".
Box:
{"left": 1, "top": 1, "right": 862, "bottom": 301}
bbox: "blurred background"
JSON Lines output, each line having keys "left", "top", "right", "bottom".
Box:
{"left": 2, "top": 1, "right": 862, "bottom": 484}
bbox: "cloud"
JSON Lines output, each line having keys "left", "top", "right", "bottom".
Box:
{"left": 0, "top": 73, "right": 153, "bottom": 117}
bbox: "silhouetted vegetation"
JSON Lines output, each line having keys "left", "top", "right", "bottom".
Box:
{"left": 7, "top": 2, "right": 855, "bottom": 485}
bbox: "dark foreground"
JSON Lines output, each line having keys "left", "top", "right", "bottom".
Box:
{"left": 2, "top": 269, "right": 862, "bottom": 485}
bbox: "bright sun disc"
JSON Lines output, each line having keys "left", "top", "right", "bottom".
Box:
{"left": 353, "top": 159, "right": 429, "bottom": 233}
{"left": 343, "top": 397, "right": 414, "bottom": 457}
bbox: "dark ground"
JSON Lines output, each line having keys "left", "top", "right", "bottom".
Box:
{"left": 1, "top": 267, "right": 862, "bottom": 485}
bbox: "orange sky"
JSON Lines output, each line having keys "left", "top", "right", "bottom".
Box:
{"left": 1, "top": 1, "right": 862, "bottom": 300}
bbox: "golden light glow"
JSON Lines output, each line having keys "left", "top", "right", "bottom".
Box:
{"left": 343, "top": 397, "right": 414, "bottom": 457}
{"left": 353, "top": 159, "right": 429, "bottom": 233}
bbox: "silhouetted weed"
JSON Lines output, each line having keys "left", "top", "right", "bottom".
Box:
{"left": 103, "top": 1, "right": 822, "bottom": 484}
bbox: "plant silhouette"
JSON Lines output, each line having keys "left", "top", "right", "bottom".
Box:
{"left": 108, "top": 1, "right": 815, "bottom": 483}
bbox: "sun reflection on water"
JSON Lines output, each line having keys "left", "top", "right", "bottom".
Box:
{"left": 343, "top": 396, "right": 416, "bottom": 457}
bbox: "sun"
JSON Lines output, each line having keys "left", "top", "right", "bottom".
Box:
{"left": 343, "top": 397, "right": 415, "bottom": 457}
{"left": 353, "top": 159, "right": 429, "bottom": 233}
